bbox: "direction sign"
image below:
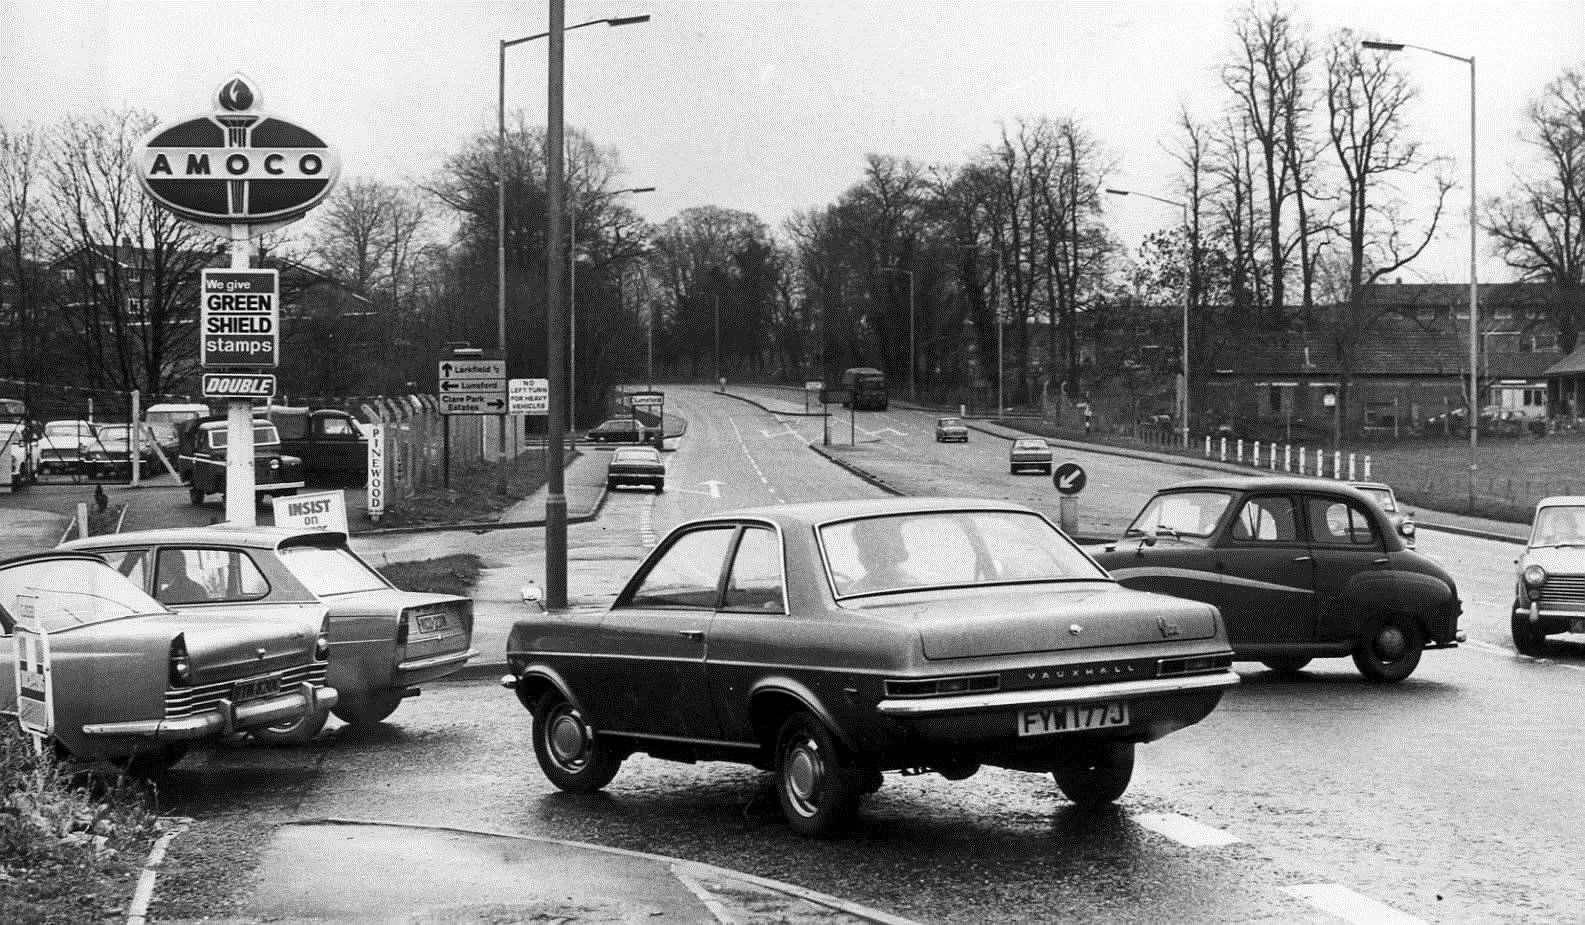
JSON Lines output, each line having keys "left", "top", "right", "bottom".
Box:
{"left": 1054, "top": 462, "right": 1088, "bottom": 495}
{"left": 509, "top": 378, "right": 549, "bottom": 415}
{"left": 438, "top": 358, "right": 505, "bottom": 380}
{"left": 201, "top": 268, "right": 278, "bottom": 367}
{"left": 438, "top": 356, "right": 505, "bottom": 415}
{"left": 202, "top": 371, "right": 275, "bottom": 399}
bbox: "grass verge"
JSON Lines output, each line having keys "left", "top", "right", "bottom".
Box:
{"left": 367, "top": 447, "right": 565, "bottom": 529}
{"left": 375, "top": 554, "right": 483, "bottom": 597}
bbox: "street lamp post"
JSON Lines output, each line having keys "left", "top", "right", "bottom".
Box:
{"left": 880, "top": 266, "right": 916, "bottom": 401}
{"left": 1363, "top": 39, "right": 1478, "bottom": 510}
{"left": 1105, "top": 187, "right": 1191, "bottom": 448}
{"left": 532, "top": 4, "right": 649, "bottom": 610}
{"left": 569, "top": 185, "right": 654, "bottom": 426}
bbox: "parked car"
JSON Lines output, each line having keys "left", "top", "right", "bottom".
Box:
{"left": 37, "top": 419, "right": 96, "bottom": 476}
{"left": 934, "top": 416, "right": 969, "bottom": 443}
{"left": 1349, "top": 481, "right": 1416, "bottom": 548}
{"left": 144, "top": 402, "right": 210, "bottom": 459}
{"left": 586, "top": 417, "right": 653, "bottom": 445}
{"left": 266, "top": 406, "right": 369, "bottom": 483}
{"left": 502, "top": 497, "right": 1239, "bottom": 836}
{"left": 1090, "top": 476, "right": 1463, "bottom": 682}
{"left": 64, "top": 525, "right": 477, "bottom": 740}
{"left": 1009, "top": 437, "right": 1053, "bottom": 474}
{"left": 1511, "top": 496, "right": 1585, "bottom": 654}
{"left": 606, "top": 445, "right": 665, "bottom": 492}
{"left": 0, "top": 551, "right": 336, "bottom": 773}
{"left": 1, "top": 421, "right": 36, "bottom": 488}
{"left": 179, "top": 418, "right": 305, "bottom": 505}
{"left": 82, "top": 423, "right": 148, "bottom": 480}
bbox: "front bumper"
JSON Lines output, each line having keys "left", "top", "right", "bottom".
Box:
{"left": 82, "top": 682, "right": 338, "bottom": 740}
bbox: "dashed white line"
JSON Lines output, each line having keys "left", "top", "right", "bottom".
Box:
{"left": 729, "top": 417, "right": 783, "bottom": 504}
{"left": 1282, "top": 883, "right": 1425, "bottom": 925}
{"left": 1134, "top": 812, "right": 1242, "bottom": 847}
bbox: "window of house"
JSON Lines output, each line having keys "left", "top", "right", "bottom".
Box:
{"left": 1524, "top": 388, "right": 1546, "bottom": 410}
{"left": 1364, "top": 401, "right": 1398, "bottom": 429}
{"left": 59, "top": 267, "right": 76, "bottom": 284}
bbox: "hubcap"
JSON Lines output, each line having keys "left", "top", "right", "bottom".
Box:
{"left": 548, "top": 708, "right": 589, "bottom": 768}
{"left": 1376, "top": 625, "right": 1408, "bottom": 661}
{"left": 784, "top": 739, "right": 823, "bottom": 816}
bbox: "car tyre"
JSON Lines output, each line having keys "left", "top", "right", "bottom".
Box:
{"left": 119, "top": 744, "right": 188, "bottom": 778}
{"left": 252, "top": 706, "right": 330, "bottom": 746}
{"left": 1260, "top": 657, "right": 1312, "bottom": 676}
{"left": 1511, "top": 608, "right": 1549, "bottom": 655}
{"left": 532, "top": 691, "right": 623, "bottom": 793}
{"left": 774, "top": 712, "right": 861, "bottom": 838}
{"left": 332, "top": 689, "right": 404, "bottom": 726}
{"left": 1052, "top": 741, "right": 1135, "bottom": 808}
{"left": 1352, "top": 614, "right": 1424, "bottom": 682}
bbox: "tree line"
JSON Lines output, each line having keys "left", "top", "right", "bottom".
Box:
{"left": 2, "top": 1, "right": 1580, "bottom": 432}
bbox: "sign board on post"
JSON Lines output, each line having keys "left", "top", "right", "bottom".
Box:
{"left": 366, "top": 423, "right": 386, "bottom": 521}
{"left": 438, "top": 357, "right": 506, "bottom": 416}
{"left": 12, "top": 593, "right": 52, "bottom": 746}
{"left": 202, "top": 371, "right": 275, "bottom": 399}
{"left": 508, "top": 378, "right": 549, "bottom": 415}
{"left": 272, "top": 490, "right": 349, "bottom": 533}
{"left": 201, "top": 269, "right": 278, "bottom": 367}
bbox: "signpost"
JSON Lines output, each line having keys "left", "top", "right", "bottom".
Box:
{"left": 272, "top": 489, "right": 349, "bottom": 533}
{"left": 438, "top": 357, "right": 507, "bottom": 416}
{"left": 508, "top": 378, "right": 549, "bottom": 415}
{"left": 136, "top": 75, "right": 338, "bottom": 526}
{"left": 201, "top": 371, "right": 275, "bottom": 400}
{"left": 1053, "top": 462, "right": 1087, "bottom": 534}
{"left": 11, "top": 594, "right": 51, "bottom": 751}
{"left": 367, "top": 423, "right": 386, "bottom": 522}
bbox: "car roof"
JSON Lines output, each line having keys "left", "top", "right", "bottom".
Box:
{"left": 1536, "top": 496, "right": 1585, "bottom": 509}
{"left": 1158, "top": 475, "right": 1378, "bottom": 498}
{"left": 62, "top": 524, "right": 348, "bottom": 552}
{"left": 689, "top": 496, "right": 1034, "bottom": 528}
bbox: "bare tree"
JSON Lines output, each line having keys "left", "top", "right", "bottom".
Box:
{"left": 0, "top": 121, "right": 50, "bottom": 393}
{"left": 1487, "top": 63, "right": 1585, "bottom": 353}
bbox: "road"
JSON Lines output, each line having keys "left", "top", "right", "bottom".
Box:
{"left": 149, "top": 384, "right": 1583, "bottom": 923}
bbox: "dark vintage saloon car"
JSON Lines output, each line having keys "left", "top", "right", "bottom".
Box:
{"left": 179, "top": 418, "right": 305, "bottom": 505}
{"left": 1090, "top": 477, "right": 1462, "bottom": 682}
{"left": 0, "top": 552, "right": 335, "bottom": 774}
{"left": 502, "top": 497, "right": 1239, "bottom": 837}
{"left": 64, "top": 526, "right": 476, "bottom": 741}
{"left": 1511, "top": 496, "right": 1585, "bottom": 654}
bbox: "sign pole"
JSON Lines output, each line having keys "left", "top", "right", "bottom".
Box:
{"left": 225, "top": 225, "right": 257, "bottom": 525}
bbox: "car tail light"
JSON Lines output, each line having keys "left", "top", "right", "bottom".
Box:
{"left": 169, "top": 633, "right": 192, "bottom": 686}
{"left": 395, "top": 616, "right": 408, "bottom": 647}
{"left": 885, "top": 674, "right": 1000, "bottom": 698}
{"left": 1156, "top": 652, "right": 1233, "bottom": 677}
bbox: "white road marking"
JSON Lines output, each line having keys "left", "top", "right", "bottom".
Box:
{"left": 760, "top": 423, "right": 802, "bottom": 439}
{"left": 1134, "top": 812, "right": 1242, "bottom": 847}
{"left": 729, "top": 417, "right": 784, "bottom": 503}
{"left": 126, "top": 816, "right": 191, "bottom": 925}
{"left": 672, "top": 481, "right": 724, "bottom": 499}
{"left": 670, "top": 865, "right": 737, "bottom": 923}
{"left": 1282, "top": 883, "right": 1425, "bottom": 925}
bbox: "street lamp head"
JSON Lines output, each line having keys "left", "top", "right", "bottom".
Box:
{"left": 608, "top": 15, "right": 651, "bottom": 26}
{"left": 624, "top": 186, "right": 657, "bottom": 195}
{"left": 1103, "top": 187, "right": 1131, "bottom": 196}
{"left": 1361, "top": 40, "right": 1405, "bottom": 51}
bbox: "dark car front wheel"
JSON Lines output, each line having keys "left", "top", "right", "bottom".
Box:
{"left": 253, "top": 706, "right": 330, "bottom": 746}
{"left": 1352, "top": 615, "right": 1424, "bottom": 682}
{"left": 532, "top": 691, "right": 623, "bottom": 793}
{"left": 1511, "top": 608, "right": 1550, "bottom": 655}
{"left": 332, "top": 689, "right": 404, "bottom": 726}
{"left": 1052, "top": 741, "right": 1135, "bottom": 808}
{"left": 1260, "top": 657, "right": 1312, "bottom": 676}
{"left": 774, "top": 712, "right": 862, "bottom": 838}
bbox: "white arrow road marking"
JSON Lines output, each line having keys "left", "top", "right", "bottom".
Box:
{"left": 1282, "top": 884, "right": 1425, "bottom": 925}
{"left": 863, "top": 425, "right": 908, "bottom": 437}
{"left": 672, "top": 480, "right": 723, "bottom": 499}
{"left": 760, "top": 423, "right": 802, "bottom": 439}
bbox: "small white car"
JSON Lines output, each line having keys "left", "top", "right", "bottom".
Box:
{"left": 1349, "top": 481, "right": 1416, "bottom": 548}
{"left": 1512, "top": 496, "right": 1585, "bottom": 654}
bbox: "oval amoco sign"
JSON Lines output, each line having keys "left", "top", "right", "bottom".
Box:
{"left": 136, "top": 74, "right": 340, "bottom": 234}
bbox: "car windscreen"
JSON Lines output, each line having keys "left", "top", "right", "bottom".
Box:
{"left": 1125, "top": 491, "right": 1232, "bottom": 539}
{"left": 207, "top": 424, "right": 281, "bottom": 448}
{"left": 276, "top": 544, "right": 389, "bottom": 595}
{"left": 612, "top": 448, "right": 658, "bottom": 463}
{"left": 1354, "top": 486, "right": 1396, "bottom": 511}
{"left": 1530, "top": 506, "right": 1585, "bottom": 547}
{"left": 0, "top": 558, "right": 166, "bottom": 631}
{"left": 821, "top": 509, "right": 1106, "bottom": 596}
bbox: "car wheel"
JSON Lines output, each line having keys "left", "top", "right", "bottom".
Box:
{"left": 252, "top": 706, "right": 330, "bottom": 746}
{"left": 188, "top": 484, "right": 205, "bottom": 505}
{"left": 1352, "top": 614, "right": 1424, "bottom": 682}
{"left": 1260, "top": 657, "right": 1312, "bottom": 676}
{"left": 774, "top": 711, "right": 861, "bottom": 838}
{"left": 332, "top": 689, "right": 405, "bottom": 726}
{"left": 1052, "top": 741, "right": 1135, "bottom": 808}
{"left": 1511, "top": 608, "right": 1549, "bottom": 655}
{"left": 119, "top": 744, "right": 188, "bottom": 778}
{"left": 531, "top": 691, "right": 622, "bottom": 793}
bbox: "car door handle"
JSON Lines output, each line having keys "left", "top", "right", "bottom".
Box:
{"left": 677, "top": 629, "right": 704, "bottom": 640}
{"left": 1292, "top": 555, "right": 1313, "bottom": 563}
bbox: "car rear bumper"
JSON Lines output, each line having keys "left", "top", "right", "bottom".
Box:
{"left": 82, "top": 682, "right": 338, "bottom": 740}
{"left": 876, "top": 670, "right": 1240, "bottom": 717}
{"left": 395, "top": 648, "right": 478, "bottom": 684}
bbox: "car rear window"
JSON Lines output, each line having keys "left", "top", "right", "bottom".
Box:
{"left": 0, "top": 558, "right": 166, "bottom": 631}
{"left": 277, "top": 544, "right": 389, "bottom": 596}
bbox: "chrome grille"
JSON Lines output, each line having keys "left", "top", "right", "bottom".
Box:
{"left": 1540, "top": 575, "right": 1585, "bottom": 608}
{"left": 164, "top": 662, "right": 327, "bottom": 718}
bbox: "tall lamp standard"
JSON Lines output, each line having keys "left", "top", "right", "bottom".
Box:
{"left": 570, "top": 184, "right": 654, "bottom": 424}
{"left": 1105, "top": 187, "right": 1191, "bottom": 448}
{"left": 1362, "top": 38, "right": 1479, "bottom": 510}
{"left": 536, "top": 4, "right": 649, "bottom": 610}
{"left": 880, "top": 266, "right": 916, "bottom": 401}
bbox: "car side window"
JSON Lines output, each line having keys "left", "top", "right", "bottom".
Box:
{"left": 318, "top": 417, "right": 355, "bottom": 437}
{"left": 1307, "top": 497, "right": 1379, "bottom": 547}
{"left": 155, "top": 547, "right": 269, "bottom": 604}
{"left": 99, "top": 548, "right": 152, "bottom": 589}
{"left": 721, "top": 527, "right": 785, "bottom": 613}
{"left": 1230, "top": 496, "right": 1298, "bottom": 543}
{"left": 626, "top": 527, "right": 736, "bottom": 610}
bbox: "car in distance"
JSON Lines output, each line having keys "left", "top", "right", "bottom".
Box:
{"left": 1, "top": 421, "right": 37, "bottom": 488}
{"left": 585, "top": 417, "right": 652, "bottom": 445}
{"left": 38, "top": 419, "right": 97, "bottom": 476}
{"left": 502, "top": 497, "right": 1239, "bottom": 837}
{"left": 0, "top": 551, "right": 336, "bottom": 774}
{"left": 64, "top": 525, "right": 476, "bottom": 741}
{"left": 1349, "top": 480, "right": 1416, "bottom": 548}
{"left": 1511, "top": 496, "right": 1585, "bottom": 654}
{"left": 1009, "top": 437, "right": 1053, "bottom": 475}
{"left": 1090, "top": 476, "right": 1462, "bottom": 682}
{"left": 179, "top": 418, "right": 306, "bottom": 505}
{"left": 934, "top": 416, "right": 969, "bottom": 443}
{"left": 606, "top": 445, "right": 665, "bottom": 492}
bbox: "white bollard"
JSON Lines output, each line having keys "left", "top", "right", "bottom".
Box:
{"left": 1299, "top": 447, "right": 1307, "bottom": 473}
{"left": 1333, "top": 451, "right": 1341, "bottom": 479}
{"left": 1236, "top": 439, "right": 1244, "bottom": 464}
{"left": 1219, "top": 437, "right": 1228, "bottom": 461}
{"left": 1348, "top": 454, "right": 1357, "bottom": 480}
{"left": 1364, "top": 455, "right": 1372, "bottom": 479}
{"left": 1204, "top": 435, "right": 1212, "bottom": 457}
{"left": 1253, "top": 440, "right": 1261, "bottom": 468}
{"left": 1284, "top": 444, "right": 1292, "bottom": 472}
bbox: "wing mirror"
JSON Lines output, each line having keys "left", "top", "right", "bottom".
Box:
{"left": 520, "top": 582, "right": 546, "bottom": 613}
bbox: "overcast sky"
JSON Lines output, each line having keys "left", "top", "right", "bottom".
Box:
{"left": 3, "top": 0, "right": 1581, "bottom": 283}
